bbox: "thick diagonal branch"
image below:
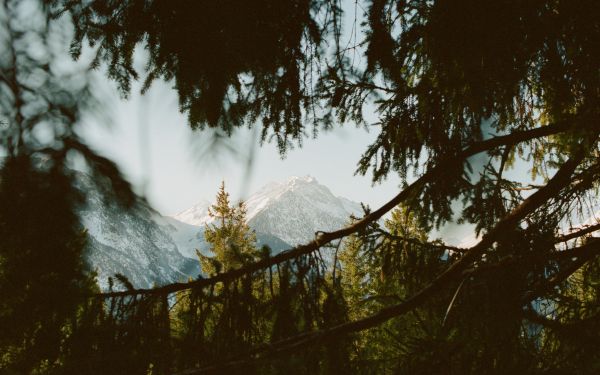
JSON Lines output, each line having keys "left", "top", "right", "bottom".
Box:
{"left": 176, "top": 142, "right": 589, "bottom": 375}
{"left": 556, "top": 222, "right": 600, "bottom": 243}
{"left": 521, "top": 239, "right": 600, "bottom": 304}
{"left": 98, "top": 121, "right": 573, "bottom": 298}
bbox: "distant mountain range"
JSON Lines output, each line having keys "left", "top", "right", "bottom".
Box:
{"left": 77, "top": 175, "right": 364, "bottom": 290}
{"left": 173, "top": 176, "right": 363, "bottom": 246}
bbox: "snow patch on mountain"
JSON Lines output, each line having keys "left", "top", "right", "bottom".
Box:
{"left": 171, "top": 199, "right": 213, "bottom": 226}
{"left": 173, "top": 175, "right": 364, "bottom": 247}
{"left": 164, "top": 216, "right": 290, "bottom": 260}
{"left": 74, "top": 173, "right": 198, "bottom": 290}
{"left": 160, "top": 216, "right": 207, "bottom": 259}
{"left": 245, "top": 176, "right": 363, "bottom": 245}
{"left": 77, "top": 173, "right": 362, "bottom": 290}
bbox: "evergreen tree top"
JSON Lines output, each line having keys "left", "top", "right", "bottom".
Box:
{"left": 202, "top": 181, "right": 258, "bottom": 274}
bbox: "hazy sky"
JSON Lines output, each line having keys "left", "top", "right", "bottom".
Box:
{"left": 71, "top": 1, "right": 531, "bottom": 250}
{"left": 78, "top": 75, "right": 402, "bottom": 216}
{"left": 74, "top": 0, "right": 409, "bottom": 217}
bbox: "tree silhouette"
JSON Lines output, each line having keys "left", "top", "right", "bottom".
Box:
{"left": 65, "top": 1, "right": 600, "bottom": 373}
{"left": 2, "top": 0, "right": 600, "bottom": 373}
{"left": 0, "top": 0, "right": 138, "bottom": 372}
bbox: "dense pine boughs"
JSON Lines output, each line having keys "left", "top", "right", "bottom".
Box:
{"left": 62, "top": 0, "right": 332, "bottom": 151}
{"left": 2, "top": 0, "right": 600, "bottom": 374}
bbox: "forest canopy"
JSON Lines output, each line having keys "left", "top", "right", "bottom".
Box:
{"left": 1, "top": 0, "right": 600, "bottom": 374}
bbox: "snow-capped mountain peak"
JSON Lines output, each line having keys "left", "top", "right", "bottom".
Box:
{"left": 173, "top": 176, "right": 363, "bottom": 246}
{"left": 287, "top": 174, "right": 317, "bottom": 185}
{"left": 172, "top": 199, "right": 212, "bottom": 226}
{"left": 245, "top": 176, "right": 362, "bottom": 245}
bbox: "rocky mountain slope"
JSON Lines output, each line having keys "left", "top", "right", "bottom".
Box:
{"left": 75, "top": 174, "right": 198, "bottom": 290}
{"left": 77, "top": 174, "right": 362, "bottom": 290}
{"left": 162, "top": 216, "right": 290, "bottom": 259}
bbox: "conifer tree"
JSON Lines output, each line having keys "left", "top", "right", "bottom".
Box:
{"left": 0, "top": 155, "right": 95, "bottom": 374}
{"left": 200, "top": 181, "right": 259, "bottom": 275}
{"left": 339, "top": 206, "right": 447, "bottom": 373}
{"left": 0, "top": 1, "right": 100, "bottom": 371}
{"left": 338, "top": 228, "right": 369, "bottom": 321}
{"left": 29, "top": 1, "right": 600, "bottom": 373}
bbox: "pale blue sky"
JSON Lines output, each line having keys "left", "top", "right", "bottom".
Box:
{"left": 76, "top": 0, "right": 407, "bottom": 216}
{"left": 78, "top": 75, "right": 402, "bottom": 215}
{"left": 67, "top": 0, "right": 411, "bottom": 216}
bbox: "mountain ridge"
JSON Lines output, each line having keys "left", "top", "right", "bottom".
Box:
{"left": 77, "top": 174, "right": 363, "bottom": 290}
{"left": 172, "top": 175, "right": 363, "bottom": 246}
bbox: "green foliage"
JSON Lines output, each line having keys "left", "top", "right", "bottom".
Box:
{"left": 0, "top": 0, "right": 138, "bottom": 372}
{"left": 60, "top": 0, "right": 600, "bottom": 237}
{"left": 335, "top": 203, "right": 600, "bottom": 374}
{"left": 535, "top": 255, "right": 600, "bottom": 374}
{"left": 63, "top": 0, "right": 331, "bottom": 151}
{"left": 3, "top": 0, "right": 600, "bottom": 373}
{"left": 0, "top": 155, "right": 96, "bottom": 374}
{"left": 199, "top": 181, "right": 260, "bottom": 275}
{"left": 339, "top": 206, "right": 449, "bottom": 374}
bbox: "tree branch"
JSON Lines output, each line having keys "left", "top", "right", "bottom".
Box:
{"left": 556, "top": 222, "right": 600, "bottom": 243}
{"left": 97, "top": 121, "right": 575, "bottom": 298}
{"left": 373, "top": 228, "right": 467, "bottom": 253}
{"left": 174, "top": 143, "right": 589, "bottom": 374}
{"left": 521, "top": 240, "right": 600, "bottom": 304}
{"left": 523, "top": 307, "right": 600, "bottom": 329}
